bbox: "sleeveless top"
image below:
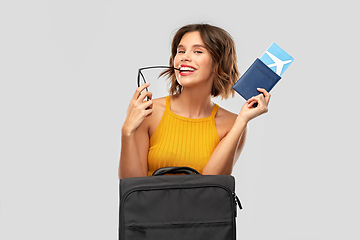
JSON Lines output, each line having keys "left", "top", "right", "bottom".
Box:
{"left": 147, "top": 96, "right": 220, "bottom": 176}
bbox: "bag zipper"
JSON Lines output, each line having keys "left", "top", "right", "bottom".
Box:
{"left": 120, "top": 184, "right": 242, "bottom": 240}
{"left": 126, "top": 221, "right": 233, "bottom": 234}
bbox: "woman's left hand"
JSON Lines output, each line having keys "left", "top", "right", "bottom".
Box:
{"left": 237, "top": 88, "right": 271, "bottom": 123}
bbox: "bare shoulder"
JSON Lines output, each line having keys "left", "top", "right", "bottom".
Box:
{"left": 151, "top": 97, "right": 167, "bottom": 119}
{"left": 216, "top": 106, "right": 238, "bottom": 125}
{"left": 215, "top": 106, "right": 238, "bottom": 139}
{"left": 152, "top": 97, "right": 167, "bottom": 110}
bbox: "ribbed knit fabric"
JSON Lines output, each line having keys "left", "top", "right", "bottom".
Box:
{"left": 148, "top": 96, "right": 220, "bottom": 176}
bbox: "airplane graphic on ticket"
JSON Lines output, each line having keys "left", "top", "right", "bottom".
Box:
{"left": 259, "top": 42, "right": 294, "bottom": 76}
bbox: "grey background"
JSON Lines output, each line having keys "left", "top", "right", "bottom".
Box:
{"left": 0, "top": 0, "right": 359, "bottom": 239}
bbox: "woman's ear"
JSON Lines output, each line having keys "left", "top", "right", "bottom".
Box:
{"left": 213, "top": 63, "right": 218, "bottom": 74}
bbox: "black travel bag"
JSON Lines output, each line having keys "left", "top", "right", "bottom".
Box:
{"left": 119, "top": 167, "right": 242, "bottom": 240}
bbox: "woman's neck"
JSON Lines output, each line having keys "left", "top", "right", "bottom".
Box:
{"left": 170, "top": 88, "right": 214, "bottom": 119}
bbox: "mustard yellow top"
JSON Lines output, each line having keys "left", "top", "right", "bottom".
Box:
{"left": 148, "top": 96, "right": 220, "bottom": 176}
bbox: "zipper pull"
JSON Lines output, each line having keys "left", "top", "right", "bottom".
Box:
{"left": 233, "top": 192, "right": 243, "bottom": 210}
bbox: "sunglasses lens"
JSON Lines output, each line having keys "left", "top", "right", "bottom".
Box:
{"left": 137, "top": 66, "right": 178, "bottom": 88}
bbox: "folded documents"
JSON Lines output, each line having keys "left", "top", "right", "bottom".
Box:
{"left": 232, "top": 43, "right": 293, "bottom": 101}
{"left": 259, "top": 42, "right": 294, "bottom": 76}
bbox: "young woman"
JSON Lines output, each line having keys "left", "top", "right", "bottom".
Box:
{"left": 119, "top": 24, "right": 270, "bottom": 179}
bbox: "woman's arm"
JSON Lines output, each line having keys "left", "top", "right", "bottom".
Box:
{"left": 202, "top": 118, "right": 248, "bottom": 175}
{"left": 118, "top": 83, "right": 152, "bottom": 179}
{"left": 202, "top": 88, "right": 270, "bottom": 175}
{"left": 119, "top": 123, "right": 150, "bottom": 179}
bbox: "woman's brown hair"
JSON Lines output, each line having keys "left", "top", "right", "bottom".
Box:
{"left": 160, "top": 23, "right": 240, "bottom": 99}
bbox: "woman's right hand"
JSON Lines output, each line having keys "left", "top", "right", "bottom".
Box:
{"left": 122, "top": 83, "right": 153, "bottom": 136}
{"left": 237, "top": 88, "right": 271, "bottom": 124}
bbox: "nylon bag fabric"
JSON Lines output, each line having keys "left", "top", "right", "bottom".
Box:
{"left": 119, "top": 167, "right": 242, "bottom": 240}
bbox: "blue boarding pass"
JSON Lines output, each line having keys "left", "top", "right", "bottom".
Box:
{"left": 259, "top": 42, "right": 294, "bottom": 76}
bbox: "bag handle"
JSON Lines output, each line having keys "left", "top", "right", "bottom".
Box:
{"left": 152, "top": 167, "right": 201, "bottom": 176}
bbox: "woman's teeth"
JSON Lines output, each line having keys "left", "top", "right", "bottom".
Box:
{"left": 180, "top": 67, "right": 195, "bottom": 72}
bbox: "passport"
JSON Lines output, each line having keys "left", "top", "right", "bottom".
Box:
{"left": 232, "top": 43, "right": 293, "bottom": 101}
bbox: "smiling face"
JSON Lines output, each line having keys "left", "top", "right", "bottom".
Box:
{"left": 174, "top": 31, "right": 215, "bottom": 89}
{"left": 160, "top": 24, "right": 239, "bottom": 98}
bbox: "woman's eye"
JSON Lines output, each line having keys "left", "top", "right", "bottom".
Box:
{"left": 177, "top": 50, "right": 185, "bottom": 54}
{"left": 195, "top": 50, "right": 203, "bottom": 54}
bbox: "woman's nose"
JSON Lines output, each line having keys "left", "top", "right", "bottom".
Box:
{"left": 180, "top": 53, "right": 191, "bottom": 62}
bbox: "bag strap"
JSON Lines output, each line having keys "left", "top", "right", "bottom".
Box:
{"left": 152, "top": 167, "right": 201, "bottom": 176}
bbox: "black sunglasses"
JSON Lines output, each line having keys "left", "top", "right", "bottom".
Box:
{"left": 137, "top": 66, "right": 180, "bottom": 91}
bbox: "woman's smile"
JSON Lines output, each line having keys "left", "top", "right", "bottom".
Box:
{"left": 179, "top": 64, "right": 197, "bottom": 76}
